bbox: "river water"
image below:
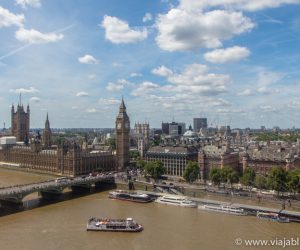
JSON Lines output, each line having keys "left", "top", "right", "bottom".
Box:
{"left": 0, "top": 169, "right": 299, "bottom": 250}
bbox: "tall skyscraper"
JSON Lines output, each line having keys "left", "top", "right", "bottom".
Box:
{"left": 162, "top": 122, "right": 185, "bottom": 136}
{"left": 193, "top": 118, "right": 207, "bottom": 132}
{"left": 43, "top": 113, "right": 52, "bottom": 148}
{"left": 115, "top": 97, "right": 130, "bottom": 171}
{"left": 161, "top": 122, "right": 169, "bottom": 134}
{"left": 11, "top": 97, "right": 30, "bottom": 142}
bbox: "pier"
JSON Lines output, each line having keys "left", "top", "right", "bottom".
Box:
{"left": 138, "top": 190, "right": 300, "bottom": 222}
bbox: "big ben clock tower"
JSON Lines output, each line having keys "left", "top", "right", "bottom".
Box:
{"left": 115, "top": 97, "right": 130, "bottom": 171}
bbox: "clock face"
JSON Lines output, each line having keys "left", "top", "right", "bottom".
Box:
{"left": 117, "top": 123, "right": 121, "bottom": 129}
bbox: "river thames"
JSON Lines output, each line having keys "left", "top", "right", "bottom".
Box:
{"left": 0, "top": 169, "right": 299, "bottom": 250}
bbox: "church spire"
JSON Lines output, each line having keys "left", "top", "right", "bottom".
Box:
{"left": 45, "top": 112, "right": 50, "bottom": 128}
{"left": 43, "top": 112, "right": 52, "bottom": 147}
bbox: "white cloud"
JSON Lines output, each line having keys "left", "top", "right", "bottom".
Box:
{"left": 106, "top": 82, "right": 124, "bottom": 92}
{"left": 106, "top": 79, "right": 131, "bottom": 92}
{"left": 131, "top": 81, "right": 160, "bottom": 96}
{"left": 112, "top": 62, "right": 123, "bottom": 67}
{"left": 86, "top": 108, "right": 97, "bottom": 113}
{"left": 209, "top": 98, "right": 232, "bottom": 107}
{"left": 288, "top": 100, "right": 300, "bottom": 108}
{"left": 102, "top": 15, "right": 148, "bottom": 44}
{"left": 0, "top": 6, "right": 24, "bottom": 28}
{"left": 88, "top": 74, "right": 97, "bottom": 80}
{"left": 98, "top": 98, "right": 120, "bottom": 105}
{"left": 260, "top": 105, "right": 276, "bottom": 112}
{"left": 143, "top": 13, "right": 152, "bottom": 22}
{"left": 257, "top": 70, "right": 283, "bottom": 86}
{"left": 78, "top": 54, "right": 99, "bottom": 64}
{"left": 76, "top": 92, "right": 89, "bottom": 97}
{"left": 130, "top": 72, "right": 142, "bottom": 77}
{"left": 204, "top": 46, "right": 250, "bottom": 63}
{"left": 216, "top": 108, "right": 243, "bottom": 114}
{"left": 150, "top": 64, "right": 230, "bottom": 96}
{"left": 71, "top": 106, "right": 78, "bottom": 110}
{"left": 155, "top": 8, "right": 254, "bottom": 51}
{"left": 10, "top": 87, "right": 39, "bottom": 94}
{"left": 165, "top": 64, "right": 230, "bottom": 95}
{"left": 179, "top": 0, "right": 300, "bottom": 12}
{"left": 117, "top": 79, "right": 131, "bottom": 85}
{"left": 257, "top": 86, "right": 273, "bottom": 94}
{"left": 15, "top": 0, "right": 41, "bottom": 8}
{"left": 152, "top": 65, "right": 173, "bottom": 77}
{"left": 15, "top": 28, "right": 63, "bottom": 44}
{"left": 237, "top": 88, "right": 253, "bottom": 96}
{"left": 29, "top": 96, "right": 40, "bottom": 103}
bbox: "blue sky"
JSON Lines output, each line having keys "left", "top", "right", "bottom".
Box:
{"left": 0, "top": 0, "right": 300, "bottom": 129}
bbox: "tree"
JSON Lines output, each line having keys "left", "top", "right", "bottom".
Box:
{"left": 130, "top": 151, "right": 140, "bottom": 159}
{"left": 267, "top": 167, "right": 288, "bottom": 196}
{"left": 227, "top": 171, "right": 239, "bottom": 187}
{"left": 183, "top": 161, "right": 199, "bottom": 183}
{"left": 216, "top": 166, "right": 240, "bottom": 186}
{"left": 220, "top": 167, "right": 233, "bottom": 183}
{"left": 255, "top": 175, "right": 267, "bottom": 190}
{"left": 287, "top": 170, "right": 300, "bottom": 195}
{"left": 144, "top": 161, "right": 165, "bottom": 180}
{"left": 240, "top": 168, "right": 256, "bottom": 188}
{"left": 209, "top": 168, "right": 222, "bottom": 186}
{"left": 136, "top": 159, "right": 146, "bottom": 169}
{"left": 107, "top": 138, "right": 116, "bottom": 150}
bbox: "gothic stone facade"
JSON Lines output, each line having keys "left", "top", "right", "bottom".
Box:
{"left": 43, "top": 113, "right": 52, "bottom": 148}
{"left": 11, "top": 104, "right": 30, "bottom": 142}
{"left": 0, "top": 143, "right": 115, "bottom": 176}
{"left": 115, "top": 98, "right": 130, "bottom": 171}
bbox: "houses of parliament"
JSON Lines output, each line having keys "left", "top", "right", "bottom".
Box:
{"left": 0, "top": 98, "right": 130, "bottom": 176}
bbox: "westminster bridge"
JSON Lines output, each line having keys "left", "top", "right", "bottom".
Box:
{"left": 0, "top": 174, "right": 115, "bottom": 206}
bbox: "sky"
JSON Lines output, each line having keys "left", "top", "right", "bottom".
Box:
{"left": 0, "top": 0, "right": 300, "bottom": 129}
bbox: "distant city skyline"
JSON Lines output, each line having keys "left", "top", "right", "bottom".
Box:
{"left": 1, "top": 0, "right": 300, "bottom": 129}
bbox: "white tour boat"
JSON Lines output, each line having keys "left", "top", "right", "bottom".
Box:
{"left": 155, "top": 195, "right": 197, "bottom": 208}
{"left": 198, "top": 204, "right": 247, "bottom": 215}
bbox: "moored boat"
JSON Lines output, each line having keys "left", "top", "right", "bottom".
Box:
{"left": 198, "top": 204, "right": 247, "bottom": 215}
{"left": 256, "top": 212, "right": 290, "bottom": 223}
{"left": 155, "top": 195, "right": 197, "bottom": 208}
{"left": 87, "top": 217, "right": 143, "bottom": 232}
{"left": 109, "top": 190, "right": 154, "bottom": 203}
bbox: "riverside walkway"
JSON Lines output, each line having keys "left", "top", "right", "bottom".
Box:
{"left": 138, "top": 190, "right": 300, "bottom": 222}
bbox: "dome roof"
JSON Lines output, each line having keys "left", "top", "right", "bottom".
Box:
{"left": 183, "top": 130, "right": 198, "bottom": 138}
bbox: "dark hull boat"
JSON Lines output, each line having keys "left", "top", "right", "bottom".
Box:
{"left": 109, "top": 190, "right": 154, "bottom": 203}
{"left": 87, "top": 217, "right": 143, "bottom": 232}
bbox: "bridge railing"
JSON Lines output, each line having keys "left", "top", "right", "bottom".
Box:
{"left": 0, "top": 179, "right": 55, "bottom": 190}
{"left": 0, "top": 175, "right": 115, "bottom": 197}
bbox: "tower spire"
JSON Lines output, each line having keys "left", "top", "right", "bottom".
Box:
{"left": 120, "top": 95, "right": 126, "bottom": 109}
{"left": 19, "top": 93, "right": 22, "bottom": 106}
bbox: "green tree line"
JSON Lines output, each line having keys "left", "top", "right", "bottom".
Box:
{"left": 209, "top": 166, "right": 300, "bottom": 195}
